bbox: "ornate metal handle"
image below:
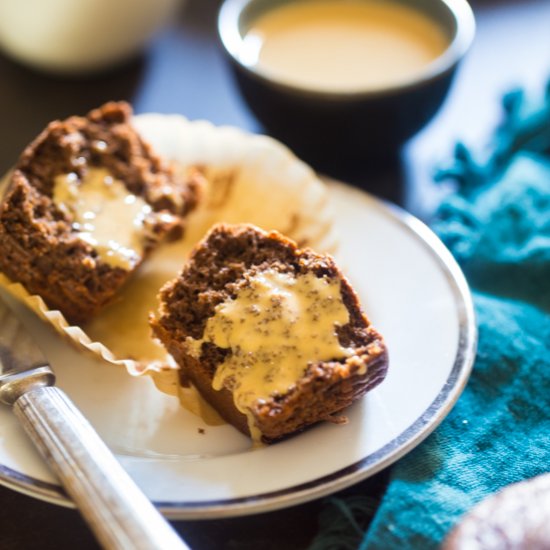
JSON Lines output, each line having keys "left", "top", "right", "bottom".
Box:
{"left": 5, "top": 367, "right": 190, "bottom": 550}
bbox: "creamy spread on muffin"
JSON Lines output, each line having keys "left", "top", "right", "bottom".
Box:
{"left": 186, "top": 268, "right": 355, "bottom": 439}
{"left": 151, "top": 223, "right": 388, "bottom": 444}
{"left": 53, "top": 168, "right": 155, "bottom": 270}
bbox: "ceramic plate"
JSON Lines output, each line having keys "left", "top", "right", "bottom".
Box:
{"left": 0, "top": 180, "right": 476, "bottom": 519}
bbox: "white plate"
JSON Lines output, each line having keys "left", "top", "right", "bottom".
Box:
{"left": 0, "top": 180, "right": 476, "bottom": 519}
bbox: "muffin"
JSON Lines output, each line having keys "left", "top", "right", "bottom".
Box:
{"left": 444, "top": 474, "right": 550, "bottom": 550}
{"left": 0, "top": 102, "right": 202, "bottom": 323}
{"left": 150, "top": 223, "right": 388, "bottom": 443}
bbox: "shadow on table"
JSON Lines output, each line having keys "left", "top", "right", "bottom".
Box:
{"left": 0, "top": 52, "right": 145, "bottom": 174}
{"left": 0, "top": 468, "right": 389, "bottom": 550}
{"left": 172, "top": 468, "right": 390, "bottom": 550}
{"left": 314, "top": 154, "right": 407, "bottom": 208}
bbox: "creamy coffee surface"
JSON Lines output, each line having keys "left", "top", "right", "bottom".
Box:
{"left": 239, "top": 0, "right": 449, "bottom": 92}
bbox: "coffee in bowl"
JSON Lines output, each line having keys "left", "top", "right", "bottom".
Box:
{"left": 219, "top": 0, "right": 475, "bottom": 174}
{"left": 238, "top": 0, "right": 450, "bottom": 93}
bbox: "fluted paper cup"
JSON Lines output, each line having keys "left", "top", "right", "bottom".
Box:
{"left": 0, "top": 114, "right": 337, "bottom": 399}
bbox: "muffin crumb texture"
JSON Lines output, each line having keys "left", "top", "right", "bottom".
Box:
{"left": 0, "top": 102, "right": 201, "bottom": 323}
{"left": 444, "top": 474, "right": 550, "bottom": 550}
{"left": 151, "top": 223, "right": 388, "bottom": 443}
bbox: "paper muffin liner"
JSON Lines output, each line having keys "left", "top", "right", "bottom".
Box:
{"left": 0, "top": 114, "right": 338, "bottom": 397}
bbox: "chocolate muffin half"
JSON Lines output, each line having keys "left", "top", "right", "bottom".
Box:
{"left": 443, "top": 474, "right": 550, "bottom": 550}
{"left": 0, "top": 102, "right": 202, "bottom": 323}
{"left": 150, "top": 223, "right": 388, "bottom": 443}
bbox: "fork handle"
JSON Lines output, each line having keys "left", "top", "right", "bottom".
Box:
{"left": 8, "top": 367, "right": 189, "bottom": 550}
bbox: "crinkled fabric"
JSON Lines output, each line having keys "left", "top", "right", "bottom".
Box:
{"left": 309, "top": 83, "right": 550, "bottom": 550}
{"left": 359, "top": 83, "right": 550, "bottom": 550}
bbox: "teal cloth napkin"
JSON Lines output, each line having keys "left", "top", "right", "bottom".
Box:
{"left": 310, "top": 83, "right": 550, "bottom": 549}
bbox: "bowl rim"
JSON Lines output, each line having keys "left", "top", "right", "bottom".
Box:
{"left": 217, "top": 0, "right": 476, "bottom": 100}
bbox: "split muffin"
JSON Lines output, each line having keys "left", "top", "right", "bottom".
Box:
{"left": 0, "top": 102, "right": 202, "bottom": 323}
{"left": 151, "top": 223, "right": 388, "bottom": 443}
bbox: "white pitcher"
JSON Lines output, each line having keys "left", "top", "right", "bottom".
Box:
{"left": 0, "top": 0, "right": 183, "bottom": 74}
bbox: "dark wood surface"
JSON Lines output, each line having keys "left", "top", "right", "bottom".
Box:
{"left": 0, "top": 1, "right": 548, "bottom": 548}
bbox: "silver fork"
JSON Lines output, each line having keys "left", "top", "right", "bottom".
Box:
{"left": 0, "top": 297, "right": 190, "bottom": 550}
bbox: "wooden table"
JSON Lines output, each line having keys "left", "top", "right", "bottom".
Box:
{"left": 0, "top": 0, "right": 548, "bottom": 548}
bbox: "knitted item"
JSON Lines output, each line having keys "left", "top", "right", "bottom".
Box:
{"left": 312, "top": 81, "right": 550, "bottom": 550}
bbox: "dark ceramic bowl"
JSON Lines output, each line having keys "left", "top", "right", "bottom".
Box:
{"left": 218, "top": 0, "right": 475, "bottom": 175}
